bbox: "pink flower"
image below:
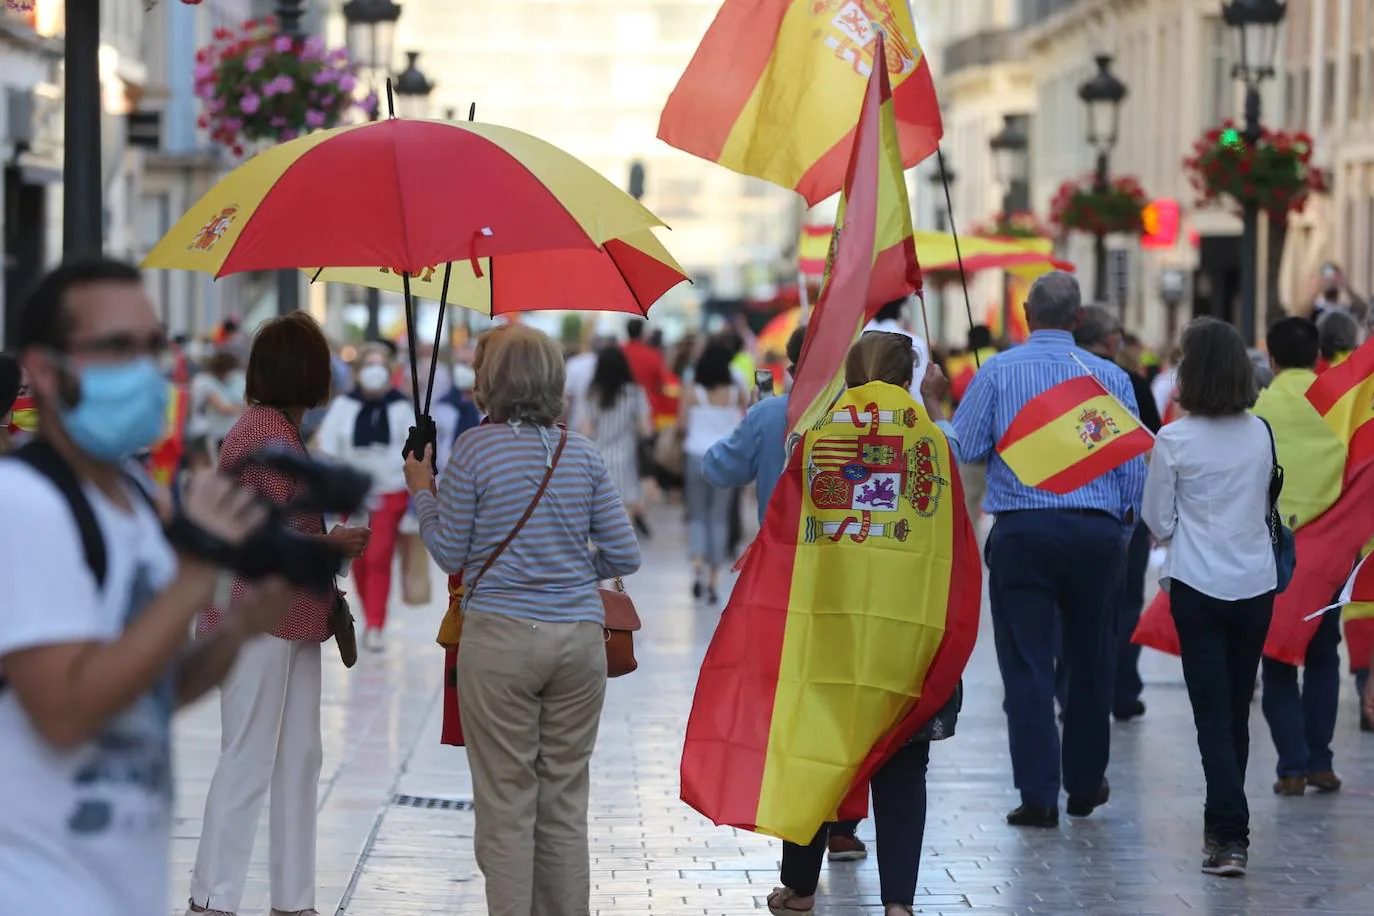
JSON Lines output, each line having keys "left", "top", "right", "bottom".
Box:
{"left": 280, "top": 129, "right": 298, "bottom": 142}
{"left": 270, "top": 116, "right": 288, "bottom": 127}
{"left": 312, "top": 69, "right": 337, "bottom": 86}
{"left": 273, "top": 35, "right": 294, "bottom": 53}
{"left": 305, "top": 109, "right": 326, "bottom": 128}
{"left": 193, "top": 62, "right": 214, "bottom": 81}
{"left": 244, "top": 51, "right": 266, "bottom": 73}
{"left": 209, "top": 98, "right": 226, "bottom": 114}
{"left": 240, "top": 93, "right": 261, "bottom": 115}
{"left": 223, "top": 117, "right": 243, "bottom": 132}
{"left": 329, "top": 48, "right": 350, "bottom": 64}
{"left": 320, "top": 94, "right": 337, "bottom": 107}
{"left": 337, "top": 72, "right": 357, "bottom": 93}
{"left": 262, "top": 75, "right": 294, "bottom": 97}
{"left": 302, "top": 36, "right": 325, "bottom": 62}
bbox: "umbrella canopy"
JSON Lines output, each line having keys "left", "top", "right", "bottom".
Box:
{"left": 142, "top": 118, "right": 666, "bottom": 277}
{"left": 306, "top": 229, "right": 688, "bottom": 317}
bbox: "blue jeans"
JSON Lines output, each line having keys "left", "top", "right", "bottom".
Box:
{"left": 987, "top": 510, "right": 1124, "bottom": 808}
{"left": 1261, "top": 606, "right": 1341, "bottom": 777}
{"left": 1171, "top": 581, "right": 1274, "bottom": 847}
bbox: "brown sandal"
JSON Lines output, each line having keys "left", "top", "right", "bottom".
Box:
{"left": 767, "top": 887, "right": 814, "bottom": 914}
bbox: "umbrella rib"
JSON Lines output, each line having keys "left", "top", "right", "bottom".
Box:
{"left": 605, "top": 243, "right": 650, "bottom": 318}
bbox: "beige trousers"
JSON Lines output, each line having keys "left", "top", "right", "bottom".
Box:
{"left": 458, "top": 611, "right": 607, "bottom": 916}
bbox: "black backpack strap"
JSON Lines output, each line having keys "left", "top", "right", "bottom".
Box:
{"left": 11, "top": 440, "right": 109, "bottom": 588}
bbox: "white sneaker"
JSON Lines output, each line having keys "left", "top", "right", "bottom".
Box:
{"left": 185, "top": 904, "right": 234, "bottom": 916}
{"left": 363, "top": 628, "right": 385, "bottom": 652}
{"left": 271, "top": 910, "right": 320, "bottom": 916}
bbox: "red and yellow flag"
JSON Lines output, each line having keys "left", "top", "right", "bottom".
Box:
{"left": 679, "top": 34, "right": 978, "bottom": 844}
{"left": 798, "top": 224, "right": 832, "bottom": 279}
{"left": 1305, "top": 335, "right": 1374, "bottom": 479}
{"left": 658, "top": 0, "right": 942, "bottom": 206}
{"left": 995, "top": 375, "right": 1153, "bottom": 495}
{"left": 148, "top": 384, "right": 189, "bottom": 487}
{"left": 6, "top": 394, "right": 36, "bottom": 435}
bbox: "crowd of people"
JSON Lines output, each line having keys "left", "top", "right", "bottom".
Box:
{"left": 2, "top": 256, "right": 1374, "bottom": 916}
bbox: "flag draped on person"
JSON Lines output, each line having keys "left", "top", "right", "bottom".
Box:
{"left": 678, "top": 32, "right": 980, "bottom": 844}
{"left": 994, "top": 374, "right": 1154, "bottom": 494}
{"left": 1305, "top": 335, "right": 1374, "bottom": 480}
{"left": 658, "top": 0, "right": 943, "bottom": 205}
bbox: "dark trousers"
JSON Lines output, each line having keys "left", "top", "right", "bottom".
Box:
{"left": 1114, "top": 521, "right": 1152, "bottom": 713}
{"left": 779, "top": 742, "right": 930, "bottom": 906}
{"left": 1171, "top": 580, "right": 1275, "bottom": 847}
{"left": 987, "top": 510, "right": 1124, "bottom": 808}
{"left": 1261, "top": 605, "right": 1341, "bottom": 777}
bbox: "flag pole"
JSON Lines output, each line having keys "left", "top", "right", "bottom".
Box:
{"left": 936, "top": 146, "right": 978, "bottom": 368}
{"left": 1068, "top": 351, "right": 1157, "bottom": 441}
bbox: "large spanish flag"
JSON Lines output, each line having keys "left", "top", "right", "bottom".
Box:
{"left": 1306, "top": 335, "right": 1374, "bottom": 480}
{"left": 995, "top": 375, "right": 1153, "bottom": 494}
{"left": 658, "top": 0, "right": 942, "bottom": 206}
{"left": 680, "top": 35, "right": 979, "bottom": 843}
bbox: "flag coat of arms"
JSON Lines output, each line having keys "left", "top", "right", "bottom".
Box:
{"left": 1306, "top": 335, "right": 1374, "bottom": 480}
{"left": 658, "top": 0, "right": 943, "bottom": 205}
{"left": 995, "top": 375, "right": 1153, "bottom": 494}
{"left": 678, "top": 31, "right": 977, "bottom": 845}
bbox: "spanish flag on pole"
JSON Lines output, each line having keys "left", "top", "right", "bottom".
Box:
{"left": 658, "top": 0, "right": 942, "bottom": 205}
{"left": 679, "top": 33, "right": 979, "bottom": 844}
{"left": 996, "top": 373, "right": 1153, "bottom": 495}
{"left": 1305, "top": 335, "right": 1374, "bottom": 479}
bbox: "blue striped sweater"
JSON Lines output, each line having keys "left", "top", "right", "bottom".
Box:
{"left": 413, "top": 422, "right": 642, "bottom": 625}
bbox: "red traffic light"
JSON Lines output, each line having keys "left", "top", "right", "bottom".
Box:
{"left": 1141, "top": 198, "right": 1181, "bottom": 250}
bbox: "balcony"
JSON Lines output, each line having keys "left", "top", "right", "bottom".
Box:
{"left": 941, "top": 28, "right": 1017, "bottom": 79}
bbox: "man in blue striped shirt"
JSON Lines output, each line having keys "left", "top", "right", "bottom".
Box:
{"left": 947, "top": 271, "right": 1146, "bottom": 829}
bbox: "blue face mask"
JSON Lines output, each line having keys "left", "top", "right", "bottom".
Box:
{"left": 61, "top": 358, "right": 169, "bottom": 462}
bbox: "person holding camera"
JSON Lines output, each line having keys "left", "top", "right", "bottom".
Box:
{"left": 187, "top": 312, "right": 370, "bottom": 916}
{"left": 0, "top": 259, "right": 295, "bottom": 916}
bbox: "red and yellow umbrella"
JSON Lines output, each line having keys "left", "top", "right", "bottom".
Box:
{"left": 308, "top": 228, "right": 687, "bottom": 317}
{"left": 142, "top": 118, "right": 666, "bottom": 276}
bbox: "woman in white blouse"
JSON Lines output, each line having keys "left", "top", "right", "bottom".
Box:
{"left": 316, "top": 343, "right": 414, "bottom": 651}
{"left": 1142, "top": 316, "right": 1276, "bottom": 880}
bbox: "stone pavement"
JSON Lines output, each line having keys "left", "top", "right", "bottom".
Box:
{"left": 170, "top": 509, "right": 1374, "bottom": 915}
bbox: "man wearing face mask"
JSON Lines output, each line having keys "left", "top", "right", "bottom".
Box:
{"left": 0, "top": 259, "right": 294, "bottom": 916}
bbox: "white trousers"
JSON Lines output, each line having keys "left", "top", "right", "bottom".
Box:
{"left": 189, "top": 636, "right": 322, "bottom": 914}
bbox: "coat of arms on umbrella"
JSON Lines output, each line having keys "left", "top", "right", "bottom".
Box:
{"left": 188, "top": 206, "right": 238, "bottom": 252}
{"left": 1076, "top": 407, "right": 1121, "bottom": 449}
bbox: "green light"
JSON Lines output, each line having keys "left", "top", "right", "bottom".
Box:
{"left": 1220, "top": 127, "right": 1242, "bottom": 147}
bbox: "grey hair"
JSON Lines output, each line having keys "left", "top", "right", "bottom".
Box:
{"left": 1073, "top": 304, "right": 1121, "bottom": 351}
{"left": 1316, "top": 309, "right": 1360, "bottom": 357}
{"left": 478, "top": 324, "right": 567, "bottom": 426}
{"left": 1025, "top": 271, "right": 1082, "bottom": 329}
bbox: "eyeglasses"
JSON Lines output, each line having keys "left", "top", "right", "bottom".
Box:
{"left": 64, "top": 331, "right": 171, "bottom": 367}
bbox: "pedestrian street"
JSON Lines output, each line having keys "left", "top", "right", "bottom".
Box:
{"left": 169, "top": 509, "right": 1374, "bottom": 916}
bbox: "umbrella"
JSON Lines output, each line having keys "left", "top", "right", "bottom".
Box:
{"left": 306, "top": 229, "right": 687, "bottom": 317}
{"left": 143, "top": 109, "right": 674, "bottom": 457}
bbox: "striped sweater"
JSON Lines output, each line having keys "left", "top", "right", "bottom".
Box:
{"left": 414, "top": 421, "right": 642, "bottom": 625}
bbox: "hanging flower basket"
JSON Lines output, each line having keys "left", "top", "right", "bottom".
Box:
{"left": 1049, "top": 175, "right": 1149, "bottom": 236}
{"left": 1183, "top": 123, "right": 1329, "bottom": 218}
{"left": 970, "top": 211, "right": 1052, "bottom": 240}
{"left": 195, "top": 18, "right": 366, "bottom": 157}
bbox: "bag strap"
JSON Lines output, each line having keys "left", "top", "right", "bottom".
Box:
{"left": 1256, "top": 416, "right": 1285, "bottom": 511}
{"left": 465, "top": 427, "right": 568, "bottom": 602}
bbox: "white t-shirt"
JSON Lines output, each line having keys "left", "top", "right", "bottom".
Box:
{"left": 189, "top": 370, "right": 245, "bottom": 442}
{"left": 0, "top": 461, "right": 180, "bottom": 916}
{"left": 564, "top": 352, "right": 598, "bottom": 416}
{"left": 1141, "top": 413, "right": 1277, "bottom": 601}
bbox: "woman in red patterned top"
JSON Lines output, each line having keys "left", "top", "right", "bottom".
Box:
{"left": 186, "top": 313, "right": 370, "bottom": 916}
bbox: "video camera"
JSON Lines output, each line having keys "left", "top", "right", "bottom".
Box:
{"left": 166, "top": 446, "right": 372, "bottom": 594}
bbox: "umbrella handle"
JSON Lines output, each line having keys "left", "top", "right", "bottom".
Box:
{"left": 403, "top": 417, "right": 438, "bottom": 471}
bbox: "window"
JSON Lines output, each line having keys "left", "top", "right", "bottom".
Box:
{"left": 1352, "top": 54, "right": 1363, "bottom": 121}
{"left": 1207, "top": 20, "right": 1234, "bottom": 128}
{"left": 1324, "top": 58, "right": 1337, "bottom": 125}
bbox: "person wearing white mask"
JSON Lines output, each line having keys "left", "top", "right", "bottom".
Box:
{"left": 316, "top": 344, "right": 413, "bottom": 650}
{"left": 864, "top": 297, "right": 931, "bottom": 396}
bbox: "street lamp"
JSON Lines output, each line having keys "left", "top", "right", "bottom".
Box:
{"left": 1078, "top": 54, "right": 1128, "bottom": 304}
{"left": 989, "top": 115, "right": 1029, "bottom": 337}
{"left": 343, "top": 0, "right": 401, "bottom": 76}
{"left": 1224, "top": 0, "right": 1287, "bottom": 344}
{"left": 394, "top": 52, "right": 435, "bottom": 120}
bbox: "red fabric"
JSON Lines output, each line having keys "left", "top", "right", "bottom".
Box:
{"left": 1133, "top": 461, "right": 1374, "bottom": 665}
{"left": 219, "top": 120, "right": 601, "bottom": 276}
{"left": 196, "top": 405, "right": 332, "bottom": 641}
{"left": 624, "top": 340, "right": 673, "bottom": 422}
{"left": 352, "top": 490, "right": 409, "bottom": 630}
{"left": 1345, "top": 618, "right": 1374, "bottom": 674}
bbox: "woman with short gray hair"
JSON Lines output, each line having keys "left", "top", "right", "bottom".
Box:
{"left": 404, "top": 323, "right": 641, "bottom": 916}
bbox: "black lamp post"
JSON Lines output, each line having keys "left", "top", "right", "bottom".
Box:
{"left": 394, "top": 52, "right": 436, "bottom": 119}
{"left": 343, "top": 0, "right": 403, "bottom": 338}
{"left": 1224, "top": 0, "right": 1287, "bottom": 344}
{"left": 927, "top": 166, "right": 955, "bottom": 232}
{"left": 990, "top": 115, "right": 1029, "bottom": 335}
{"left": 62, "top": 2, "right": 102, "bottom": 257}
{"left": 1078, "top": 54, "right": 1128, "bottom": 304}
{"left": 273, "top": 0, "right": 309, "bottom": 315}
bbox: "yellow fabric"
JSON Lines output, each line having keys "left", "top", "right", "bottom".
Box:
{"left": 756, "top": 381, "right": 954, "bottom": 839}
{"left": 792, "top": 84, "right": 913, "bottom": 436}
{"left": 143, "top": 119, "right": 664, "bottom": 276}
{"left": 305, "top": 229, "right": 685, "bottom": 314}
{"left": 1317, "top": 358, "right": 1374, "bottom": 448}
{"left": 1252, "top": 369, "right": 1346, "bottom": 528}
{"left": 719, "top": 1, "right": 926, "bottom": 192}
{"left": 999, "top": 392, "right": 1144, "bottom": 488}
